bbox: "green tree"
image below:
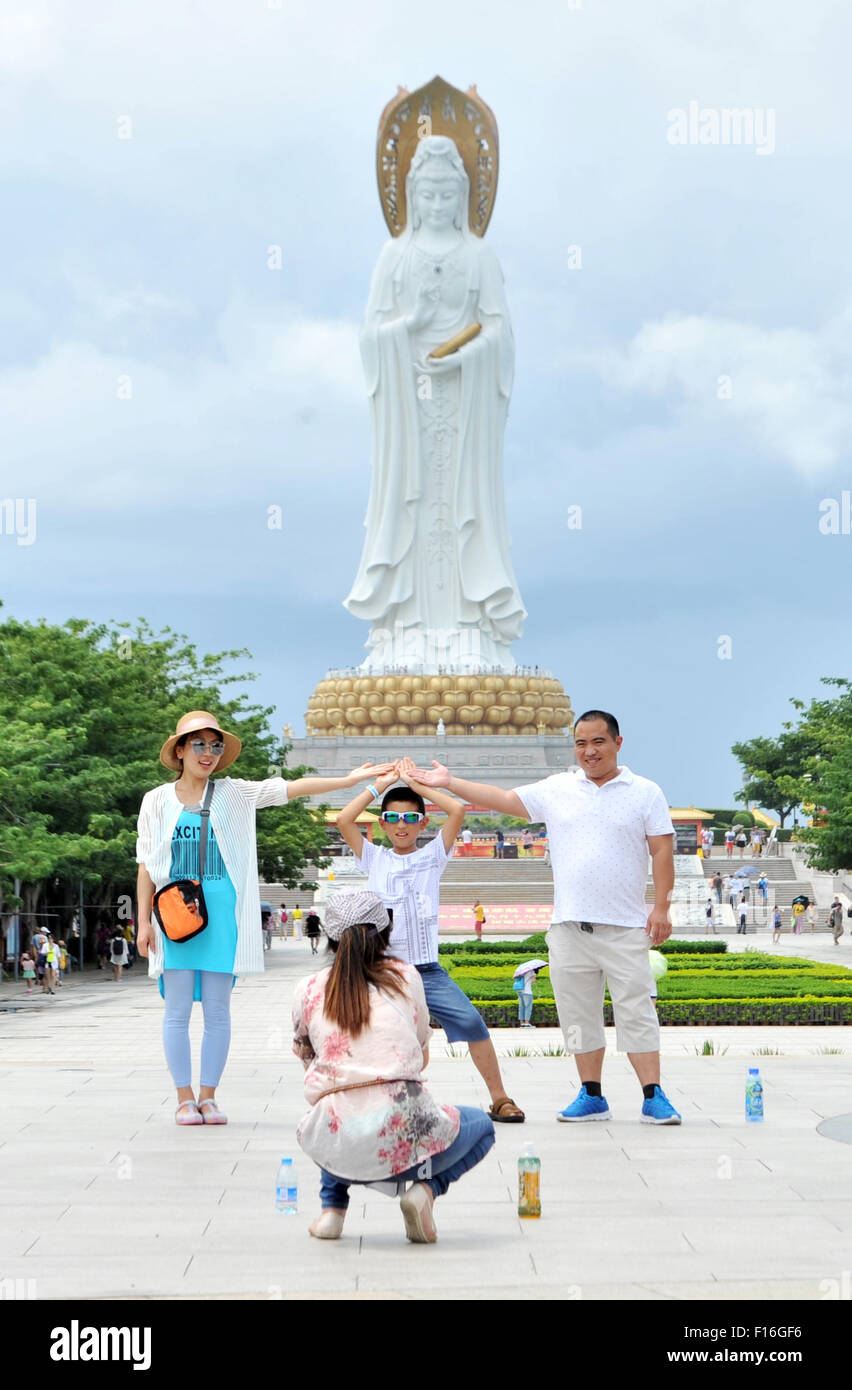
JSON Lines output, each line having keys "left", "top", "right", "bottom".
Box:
{"left": 0, "top": 612, "right": 328, "bottom": 954}
{"left": 793, "top": 679, "right": 852, "bottom": 870}
{"left": 731, "top": 727, "right": 820, "bottom": 827}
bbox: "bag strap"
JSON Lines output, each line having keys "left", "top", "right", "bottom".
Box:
{"left": 198, "top": 781, "right": 214, "bottom": 880}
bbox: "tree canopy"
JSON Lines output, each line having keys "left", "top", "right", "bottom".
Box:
{"left": 732, "top": 677, "right": 852, "bottom": 870}
{"left": 0, "top": 612, "right": 328, "bottom": 950}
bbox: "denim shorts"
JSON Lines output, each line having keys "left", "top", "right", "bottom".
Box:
{"left": 416, "top": 963, "right": 490, "bottom": 1044}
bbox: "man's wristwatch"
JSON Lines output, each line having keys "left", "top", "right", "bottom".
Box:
{"left": 365, "top": 783, "right": 379, "bottom": 802}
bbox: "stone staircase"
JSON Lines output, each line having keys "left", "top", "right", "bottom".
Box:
{"left": 262, "top": 847, "right": 829, "bottom": 934}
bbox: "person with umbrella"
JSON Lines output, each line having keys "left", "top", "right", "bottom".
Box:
{"left": 513, "top": 959, "right": 546, "bottom": 1028}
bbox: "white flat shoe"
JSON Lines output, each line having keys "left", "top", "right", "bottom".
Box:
{"left": 309, "top": 1210, "right": 346, "bottom": 1240}
{"left": 400, "top": 1183, "right": 437, "bottom": 1244}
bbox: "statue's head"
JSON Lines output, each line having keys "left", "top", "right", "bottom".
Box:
{"left": 407, "top": 135, "right": 469, "bottom": 233}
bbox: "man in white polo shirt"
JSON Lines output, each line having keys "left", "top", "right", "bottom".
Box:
{"left": 412, "top": 710, "right": 682, "bottom": 1125}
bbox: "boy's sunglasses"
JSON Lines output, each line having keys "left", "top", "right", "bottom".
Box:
{"left": 380, "top": 811, "right": 425, "bottom": 824}
{"left": 188, "top": 739, "right": 225, "bottom": 756}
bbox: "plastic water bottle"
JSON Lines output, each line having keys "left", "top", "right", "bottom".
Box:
{"left": 275, "top": 1157, "right": 298, "bottom": 1213}
{"left": 518, "top": 1143, "right": 541, "bottom": 1218}
{"left": 745, "top": 1067, "right": 764, "bottom": 1123}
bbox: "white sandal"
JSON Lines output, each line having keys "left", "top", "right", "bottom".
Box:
{"left": 175, "top": 1100, "right": 203, "bottom": 1126}
{"left": 198, "top": 1098, "right": 228, "bottom": 1125}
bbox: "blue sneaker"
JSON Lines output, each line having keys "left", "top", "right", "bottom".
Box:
{"left": 556, "top": 1085, "right": 611, "bottom": 1123}
{"left": 640, "top": 1086, "right": 682, "bottom": 1125}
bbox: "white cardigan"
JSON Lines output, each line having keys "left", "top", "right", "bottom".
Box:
{"left": 136, "top": 776, "right": 292, "bottom": 981}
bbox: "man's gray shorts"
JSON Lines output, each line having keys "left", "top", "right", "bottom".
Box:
{"left": 545, "top": 921, "right": 660, "bottom": 1055}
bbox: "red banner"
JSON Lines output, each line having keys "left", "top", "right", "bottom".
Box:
{"left": 439, "top": 903, "right": 552, "bottom": 931}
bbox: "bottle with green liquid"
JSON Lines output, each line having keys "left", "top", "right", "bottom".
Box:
{"left": 518, "top": 1143, "right": 541, "bottom": 1218}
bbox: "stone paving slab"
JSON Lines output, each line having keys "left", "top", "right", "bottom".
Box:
{"left": 1, "top": 938, "right": 851, "bottom": 1301}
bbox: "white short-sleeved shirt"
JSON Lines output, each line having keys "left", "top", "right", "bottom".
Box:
{"left": 514, "top": 766, "right": 675, "bottom": 930}
{"left": 359, "top": 835, "right": 451, "bottom": 965}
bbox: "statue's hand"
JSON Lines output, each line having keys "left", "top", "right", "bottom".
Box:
{"left": 407, "top": 280, "right": 441, "bottom": 331}
{"left": 415, "top": 353, "right": 459, "bottom": 377}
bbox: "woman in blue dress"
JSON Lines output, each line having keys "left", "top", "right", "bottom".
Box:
{"left": 136, "top": 710, "right": 393, "bottom": 1126}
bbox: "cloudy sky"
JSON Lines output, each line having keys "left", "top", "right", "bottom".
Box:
{"left": 2, "top": 0, "right": 850, "bottom": 806}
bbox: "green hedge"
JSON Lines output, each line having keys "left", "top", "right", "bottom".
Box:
{"left": 438, "top": 935, "right": 728, "bottom": 956}
{"left": 439, "top": 934, "right": 549, "bottom": 956}
{"left": 658, "top": 974, "right": 852, "bottom": 1000}
{"left": 470, "top": 998, "right": 852, "bottom": 1027}
{"left": 450, "top": 973, "right": 852, "bottom": 1003}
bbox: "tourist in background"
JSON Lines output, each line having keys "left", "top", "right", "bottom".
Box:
{"left": 735, "top": 828, "right": 748, "bottom": 858}
{"left": 712, "top": 870, "right": 723, "bottom": 903}
{"left": 21, "top": 950, "right": 35, "bottom": 993}
{"left": 111, "top": 928, "right": 129, "bottom": 981}
{"left": 772, "top": 907, "right": 782, "bottom": 943}
{"left": 305, "top": 909, "right": 322, "bottom": 955}
{"left": 724, "top": 827, "right": 735, "bottom": 858}
{"left": 807, "top": 904, "right": 816, "bottom": 933}
{"left": 472, "top": 899, "right": 485, "bottom": 941}
{"left": 515, "top": 965, "right": 540, "bottom": 1027}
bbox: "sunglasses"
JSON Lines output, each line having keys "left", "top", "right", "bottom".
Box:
{"left": 188, "top": 739, "right": 225, "bottom": 756}
{"left": 380, "top": 811, "right": 425, "bottom": 824}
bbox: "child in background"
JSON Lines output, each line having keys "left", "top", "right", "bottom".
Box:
{"left": 21, "top": 951, "right": 35, "bottom": 993}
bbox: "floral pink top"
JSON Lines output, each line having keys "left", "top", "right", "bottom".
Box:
{"left": 291, "top": 961, "right": 460, "bottom": 1182}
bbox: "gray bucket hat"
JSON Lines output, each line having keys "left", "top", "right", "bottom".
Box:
{"left": 323, "top": 889, "right": 390, "bottom": 942}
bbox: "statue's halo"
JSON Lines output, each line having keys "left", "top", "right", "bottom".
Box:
{"left": 375, "top": 75, "right": 499, "bottom": 238}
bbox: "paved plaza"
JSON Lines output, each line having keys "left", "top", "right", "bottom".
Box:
{"left": 1, "top": 937, "right": 851, "bottom": 1301}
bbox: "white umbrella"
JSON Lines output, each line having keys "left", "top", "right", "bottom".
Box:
{"left": 512, "top": 958, "right": 548, "bottom": 978}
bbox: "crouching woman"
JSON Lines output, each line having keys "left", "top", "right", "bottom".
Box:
{"left": 292, "top": 888, "right": 495, "bottom": 1243}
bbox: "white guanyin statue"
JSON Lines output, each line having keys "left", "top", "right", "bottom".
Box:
{"left": 344, "top": 134, "right": 526, "bottom": 671}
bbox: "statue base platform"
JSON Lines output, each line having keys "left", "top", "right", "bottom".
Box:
{"left": 286, "top": 730, "right": 575, "bottom": 808}
{"left": 303, "top": 670, "right": 574, "bottom": 738}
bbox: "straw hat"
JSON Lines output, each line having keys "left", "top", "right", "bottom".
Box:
{"left": 159, "top": 710, "right": 242, "bottom": 773}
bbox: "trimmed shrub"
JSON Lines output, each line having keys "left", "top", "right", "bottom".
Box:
{"left": 470, "top": 998, "right": 852, "bottom": 1027}
{"left": 659, "top": 939, "right": 728, "bottom": 954}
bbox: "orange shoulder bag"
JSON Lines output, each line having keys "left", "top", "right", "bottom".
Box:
{"left": 153, "top": 782, "right": 214, "bottom": 943}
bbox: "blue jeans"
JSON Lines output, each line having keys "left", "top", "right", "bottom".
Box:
{"left": 518, "top": 991, "right": 533, "bottom": 1022}
{"left": 416, "top": 963, "right": 490, "bottom": 1043}
{"left": 319, "top": 1105, "right": 495, "bottom": 1210}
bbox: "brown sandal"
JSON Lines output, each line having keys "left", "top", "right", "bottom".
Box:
{"left": 489, "top": 1096, "right": 525, "bottom": 1123}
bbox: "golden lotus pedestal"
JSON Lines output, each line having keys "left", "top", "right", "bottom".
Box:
{"left": 305, "top": 672, "right": 573, "bottom": 738}
{"left": 288, "top": 671, "right": 576, "bottom": 807}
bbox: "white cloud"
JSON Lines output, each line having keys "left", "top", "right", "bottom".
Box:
{"left": 581, "top": 307, "right": 852, "bottom": 474}
{"left": 0, "top": 289, "right": 364, "bottom": 508}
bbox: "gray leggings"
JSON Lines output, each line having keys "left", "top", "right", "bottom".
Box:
{"left": 162, "top": 970, "right": 232, "bottom": 1089}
